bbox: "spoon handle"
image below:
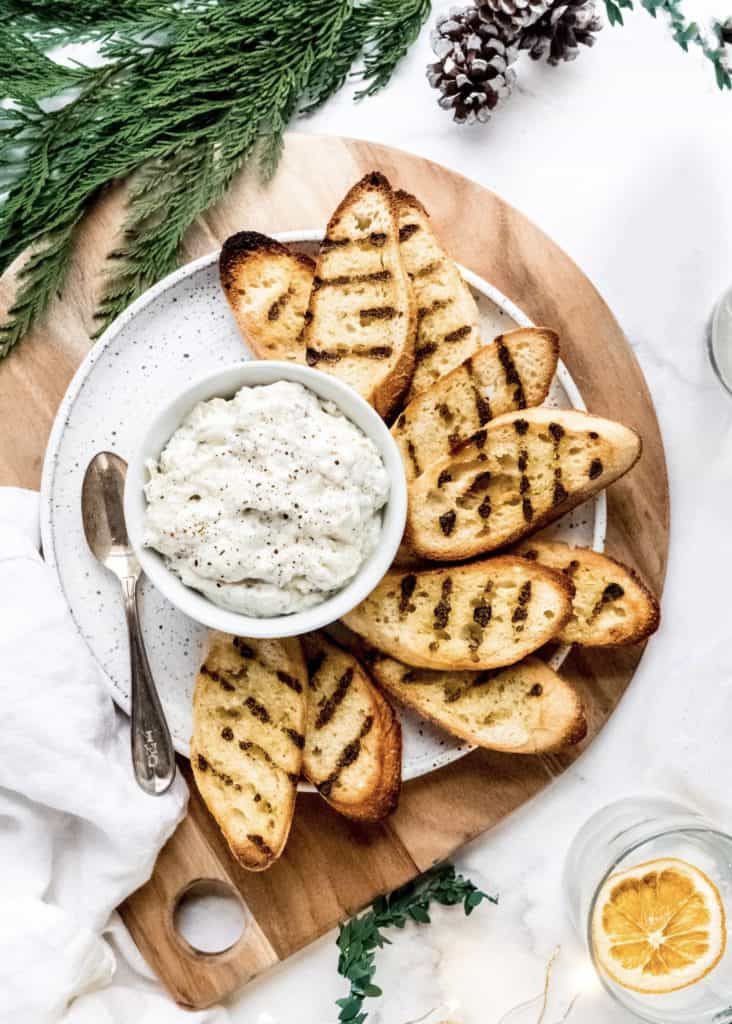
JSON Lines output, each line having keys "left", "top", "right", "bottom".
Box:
{"left": 121, "top": 575, "right": 176, "bottom": 795}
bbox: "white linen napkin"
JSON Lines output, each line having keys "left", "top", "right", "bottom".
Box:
{"left": 0, "top": 488, "right": 227, "bottom": 1023}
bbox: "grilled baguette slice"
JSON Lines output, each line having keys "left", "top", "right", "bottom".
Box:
{"left": 219, "top": 231, "right": 314, "bottom": 361}
{"left": 191, "top": 633, "right": 307, "bottom": 871}
{"left": 342, "top": 557, "right": 573, "bottom": 671}
{"left": 515, "top": 540, "right": 660, "bottom": 646}
{"left": 408, "top": 409, "right": 642, "bottom": 561}
{"left": 303, "top": 172, "right": 415, "bottom": 417}
{"left": 392, "top": 327, "right": 559, "bottom": 481}
{"left": 301, "top": 633, "right": 401, "bottom": 821}
{"left": 366, "top": 651, "right": 586, "bottom": 753}
{"left": 395, "top": 191, "right": 481, "bottom": 401}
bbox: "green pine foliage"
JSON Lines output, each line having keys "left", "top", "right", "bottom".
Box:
{"left": 0, "top": 0, "right": 431, "bottom": 359}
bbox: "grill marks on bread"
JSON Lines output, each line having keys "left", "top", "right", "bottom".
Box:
{"left": 515, "top": 420, "right": 534, "bottom": 524}
{"left": 320, "top": 231, "right": 389, "bottom": 253}
{"left": 316, "top": 714, "right": 375, "bottom": 799}
{"left": 392, "top": 328, "right": 559, "bottom": 482}
{"left": 219, "top": 231, "right": 314, "bottom": 362}
{"left": 314, "top": 667, "right": 354, "bottom": 729}
{"left": 511, "top": 581, "right": 532, "bottom": 631}
{"left": 302, "top": 634, "right": 401, "bottom": 822}
{"left": 218, "top": 184, "right": 556, "bottom": 437}
{"left": 433, "top": 578, "right": 453, "bottom": 630}
{"left": 496, "top": 337, "right": 527, "bottom": 409}
{"left": 407, "top": 408, "right": 642, "bottom": 561}
{"left": 359, "top": 651, "right": 586, "bottom": 754}
{"left": 549, "top": 421, "right": 569, "bottom": 506}
{"left": 302, "top": 172, "right": 415, "bottom": 417}
{"left": 306, "top": 343, "right": 393, "bottom": 365}
{"left": 514, "top": 541, "right": 660, "bottom": 647}
{"left": 395, "top": 570, "right": 537, "bottom": 649}
{"left": 395, "top": 191, "right": 481, "bottom": 400}
{"left": 466, "top": 355, "right": 493, "bottom": 425}
{"left": 342, "top": 557, "right": 574, "bottom": 671}
{"left": 191, "top": 633, "right": 307, "bottom": 870}
{"left": 312, "top": 268, "right": 393, "bottom": 290}
{"left": 267, "top": 288, "right": 294, "bottom": 322}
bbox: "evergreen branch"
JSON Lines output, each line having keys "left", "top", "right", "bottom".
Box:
{"left": 0, "top": 26, "right": 88, "bottom": 102}
{"left": 603, "top": 0, "right": 732, "bottom": 88}
{"left": 3, "top": 0, "right": 168, "bottom": 45}
{"left": 0, "top": 0, "right": 432, "bottom": 358}
{"left": 300, "top": 2, "right": 365, "bottom": 114}
{"left": 257, "top": 130, "right": 286, "bottom": 185}
{"left": 336, "top": 864, "right": 496, "bottom": 1024}
{"left": 0, "top": 217, "right": 81, "bottom": 360}
{"left": 357, "top": 0, "right": 432, "bottom": 98}
{"left": 94, "top": 132, "right": 258, "bottom": 334}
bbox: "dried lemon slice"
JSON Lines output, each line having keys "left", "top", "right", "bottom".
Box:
{"left": 591, "top": 857, "right": 727, "bottom": 995}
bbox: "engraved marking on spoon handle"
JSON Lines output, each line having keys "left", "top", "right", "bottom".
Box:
{"left": 122, "top": 575, "right": 176, "bottom": 795}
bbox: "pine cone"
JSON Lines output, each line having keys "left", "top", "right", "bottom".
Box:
{"left": 427, "top": 5, "right": 519, "bottom": 124}
{"left": 478, "top": 0, "right": 549, "bottom": 33}
{"left": 519, "top": 0, "right": 602, "bottom": 65}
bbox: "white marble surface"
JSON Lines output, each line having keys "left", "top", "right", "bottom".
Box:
{"left": 73, "top": 3, "right": 732, "bottom": 1021}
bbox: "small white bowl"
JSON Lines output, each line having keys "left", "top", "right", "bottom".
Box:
{"left": 124, "top": 361, "right": 407, "bottom": 639}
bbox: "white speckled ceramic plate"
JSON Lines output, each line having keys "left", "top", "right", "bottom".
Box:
{"left": 40, "top": 230, "right": 605, "bottom": 782}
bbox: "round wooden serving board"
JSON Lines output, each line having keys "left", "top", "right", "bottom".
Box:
{"left": 0, "top": 134, "right": 669, "bottom": 1009}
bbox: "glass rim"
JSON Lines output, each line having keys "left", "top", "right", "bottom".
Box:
{"left": 708, "top": 299, "right": 732, "bottom": 398}
{"left": 585, "top": 824, "right": 732, "bottom": 1022}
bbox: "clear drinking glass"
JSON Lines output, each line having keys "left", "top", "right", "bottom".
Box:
{"left": 709, "top": 285, "right": 732, "bottom": 395}
{"left": 565, "top": 796, "right": 732, "bottom": 1023}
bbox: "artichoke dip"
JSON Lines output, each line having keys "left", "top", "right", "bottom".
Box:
{"left": 143, "top": 381, "right": 390, "bottom": 616}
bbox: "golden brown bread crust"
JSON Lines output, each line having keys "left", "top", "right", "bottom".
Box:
{"left": 342, "top": 697, "right": 401, "bottom": 822}
{"left": 394, "top": 189, "right": 481, "bottom": 402}
{"left": 392, "top": 326, "right": 560, "bottom": 481}
{"left": 345, "top": 174, "right": 415, "bottom": 416}
{"left": 303, "top": 172, "right": 416, "bottom": 418}
{"left": 301, "top": 633, "right": 401, "bottom": 822}
{"left": 371, "top": 654, "right": 588, "bottom": 754}
{"left": 369, "top": 701, "right": 402, "bottom": 819}
{"left": 342, "top": 556, "right": 575, "bottom": 671}
{"left": 394, "top": 189, "right": 428, "bottom": 216}
{"left": 219, "top": 231, "right": 315, "bottom": 361}
{"left": 220, "top": 230, "right": 315, "bottom": 279}
{"left": 191, "top": 633, "right": 307, "bottom": 871}
{"left": 406, "top": 408, "right": 643, "bottom": 561}
{"left": 514, "top": 541, "right": 660, "bottom": 646}
{"left": 331, "top": 626, "right": 587, "bottom": 754}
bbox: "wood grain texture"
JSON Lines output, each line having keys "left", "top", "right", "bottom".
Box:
{"left": 0, "top": 134, "right": 669, "bottom": 1009}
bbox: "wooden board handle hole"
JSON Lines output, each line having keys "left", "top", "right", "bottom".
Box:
{"left": 172, "top": 878, "right": 247, "bottom": 957}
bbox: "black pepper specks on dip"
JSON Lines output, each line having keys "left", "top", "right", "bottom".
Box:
{"left": 142, "top": 381, "right": 390, "bottom": 617}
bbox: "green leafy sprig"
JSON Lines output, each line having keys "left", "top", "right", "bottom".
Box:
{"left": 604, "top": 0, "right": 732, "bottom": 89}
{"left": 336, "top": 864, "right": 496, "bottom": 1024}
{"left": 0, "top": 0, "right": 432, "bottom": 360}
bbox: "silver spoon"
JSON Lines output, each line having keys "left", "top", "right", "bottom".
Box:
{"left": 82, "top": 451, "right": 175, "bottom": 795}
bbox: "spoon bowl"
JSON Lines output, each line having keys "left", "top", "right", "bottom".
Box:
{"left": 82, "top": 451, "right": 140, "bottom": 576}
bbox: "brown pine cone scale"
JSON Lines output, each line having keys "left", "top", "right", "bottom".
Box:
{"left": 427, "top": 5, "right": 519, "bottom": 124}
{"left": 519, "top": 0, "right": 603, "bottom": 65}
{"left": 478, "top": 0, "right": 549, "bottom": 32}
